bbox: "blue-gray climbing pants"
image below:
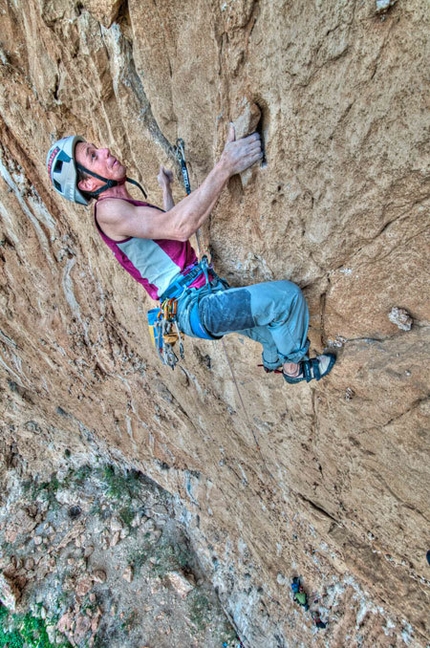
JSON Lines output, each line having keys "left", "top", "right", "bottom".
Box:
{"left": 176, "top": 278, "right": 310, "bottom": 370}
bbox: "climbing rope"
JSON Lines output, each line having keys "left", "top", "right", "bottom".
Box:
{"left": 173, "top": 137, "right": 278, "bottom": 483}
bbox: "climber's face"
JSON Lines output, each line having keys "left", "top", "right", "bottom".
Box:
{"left": 75, "top": 142, "right": 126, "bottom": 193}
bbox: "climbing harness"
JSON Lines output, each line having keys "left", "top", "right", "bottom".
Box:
{"left": 146, "top": 256, "right": 216, "bottom": 369}
{"left": 158, "top": 255, "right": 212, "bottom": 302}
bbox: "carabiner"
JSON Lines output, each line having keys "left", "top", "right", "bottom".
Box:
{"left": 175, "top": 138, "right": 186, "bottom": 161}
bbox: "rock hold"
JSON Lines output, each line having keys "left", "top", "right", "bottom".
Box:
{"left": 388, "top": 307, "right": 413, "bottom": 331}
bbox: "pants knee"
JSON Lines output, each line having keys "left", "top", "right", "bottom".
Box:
{"left": 281, "top": 281, "right": 306, "bottom": 310}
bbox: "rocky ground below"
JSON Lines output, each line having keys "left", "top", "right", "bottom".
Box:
{"left": 0, "top": 458, "right": 240, "bottom": 647}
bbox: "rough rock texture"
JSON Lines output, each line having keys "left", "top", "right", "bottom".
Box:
{"left": 0, "top": 462, "right": 238, "bottom": 647}
{"left": 0, "top": 0, "right": 429, "bottom": 646}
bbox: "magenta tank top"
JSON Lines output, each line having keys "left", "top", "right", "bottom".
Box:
{"left": 94, "top": 198, "right": 205, "bottom": 300}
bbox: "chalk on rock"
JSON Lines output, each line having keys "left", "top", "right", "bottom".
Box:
{"left": 388, "top": 307, "right": 413, "bottom": 331}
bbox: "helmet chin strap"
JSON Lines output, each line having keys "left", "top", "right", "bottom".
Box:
{"left": 76, "top": 163, "right": 147, "bottom": 199}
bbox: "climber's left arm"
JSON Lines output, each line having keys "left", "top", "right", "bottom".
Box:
{"left": 157, "top": 166, "right": 175, "bottom": 211}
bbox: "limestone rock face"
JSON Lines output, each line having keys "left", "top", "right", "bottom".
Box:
{"left": 0, "top": 0, "right": 429, "bottom": 646}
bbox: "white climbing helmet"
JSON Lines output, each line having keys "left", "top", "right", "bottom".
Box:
{"left": 46, "top": 135, "right": 89, "bottom": 205}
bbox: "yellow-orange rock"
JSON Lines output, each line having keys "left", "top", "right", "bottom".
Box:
{"left": 0, "top": 0, "right": 429, "bottom": 645}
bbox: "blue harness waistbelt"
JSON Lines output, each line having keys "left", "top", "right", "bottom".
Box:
{"left": 158, "top": 256, "right": 218, "bottom": 342}
{"left": 159, "top": 256, "right": 213, "bottom": 302}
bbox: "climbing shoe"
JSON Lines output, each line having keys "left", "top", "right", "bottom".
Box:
{"left": 283, "top": 353, "right": 336, "bottom": 384}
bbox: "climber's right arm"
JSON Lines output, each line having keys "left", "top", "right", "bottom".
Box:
{"left": 97, "top": 127, "right": 262, "bottom": 242}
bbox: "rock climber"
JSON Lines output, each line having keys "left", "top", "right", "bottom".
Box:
{"left": 291, "top": 577, "right": 309, "bottom": 610}
{"left": 311, "top": 611, "right": 327, "bottom": 630}
{"left": 46, "top": 127, "right": 336, "bottom": 383}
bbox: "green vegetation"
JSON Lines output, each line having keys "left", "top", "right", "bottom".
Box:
{"left": 98, "top": 465, "right": 141, "bottom": 500}
{"left": 96, "top": 465, "right": 144, "bottom": 533}
{"left": 23, "top": 473, "right": 61, "bottom": 508}
{"left": 69, "top": 464, "right": 92, "bottom": 486}
{"left": 118, "top": 505, "right": 135, "bottom": 528}
{"left": 127, "top": 546, "right": 150, "bottom": 576}
{"left": 121, "top": 609, "right": 139, "bottom": 632}
{"left": 188, "top": 591, "right": 211, "bottom": 631}
{"left": 23, "top": 464, "right": 143, "bottom": 521}
{"left": 148, "top": 537, "right": 193, "bottom": 579}
{"left": 0, "top": 604, "right": 71, "bottom": 648}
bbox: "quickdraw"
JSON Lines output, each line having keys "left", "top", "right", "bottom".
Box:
{"left": 147, "top": 299, "right": 184, "bottom": 369}
{"left": 175, "top": 139, "right": 191, "bottom": 196}
{"left": 174, "top": 139, "right": 203, "bottom": 257}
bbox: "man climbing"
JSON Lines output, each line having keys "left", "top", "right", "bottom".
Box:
{"left": 291, "top": 577, "right": 309, "bottom": 610}
{"left": 46, "top": 126, "right": 336, "bottom": 383}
